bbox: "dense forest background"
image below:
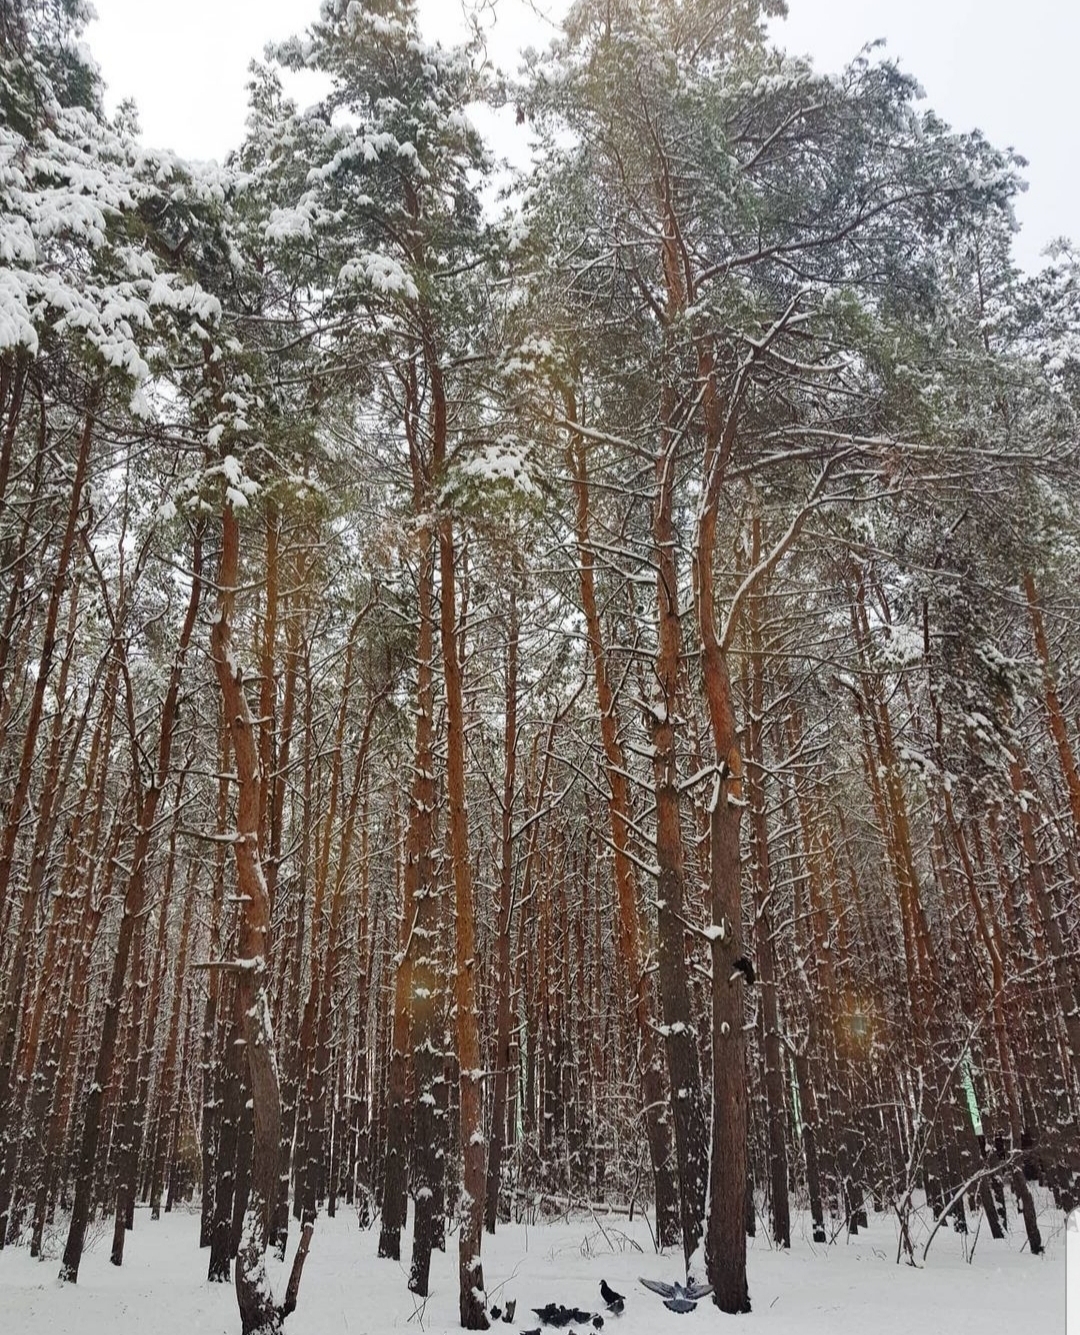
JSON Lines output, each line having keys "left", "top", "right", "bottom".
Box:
{"left": 0, "top": 1, "right": 1078, "bottom": 1332}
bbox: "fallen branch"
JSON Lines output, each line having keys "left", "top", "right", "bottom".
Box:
{"left": 921, "top": 1154, "right": 1020, "bottom": 1263}
{"left": 508, "top": 1187, "right": 636, "bottom": 1218}
{"left": 280, "top": 1221, "right": 314, "bottom": 1321}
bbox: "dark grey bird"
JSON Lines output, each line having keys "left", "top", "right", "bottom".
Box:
{"left": 532, "top": 1304, "right": 593, "bottom": 1328}
{"left": 592, "top": 1316, "right": 604, "bottom": 1330}
{"left": 599, "top": 1280, "right": 624, "bottom": 1314}
{"left": 503, "top": 1298, "right": 516, "bottom": 1322}
{"left": 638, "top": 1277, "right": 713, "bottom": 1314}
{"left": 599, "top": 1281, "right": 624, "bottom": 1307}
{"left": 490, "top": 1305, "right": 501, "bottom": 1321}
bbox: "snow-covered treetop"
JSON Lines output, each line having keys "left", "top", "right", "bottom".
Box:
{"left": 0, "top": 2, "right": 242, "bottom": 414}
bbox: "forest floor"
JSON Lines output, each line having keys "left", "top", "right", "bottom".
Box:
{"left": 0, "top": 1194, "right": 1068, "bottom": 1334}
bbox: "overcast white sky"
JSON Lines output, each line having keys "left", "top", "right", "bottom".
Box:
{"left": 86, "top": 0, "right": 1076, "bottom": 272}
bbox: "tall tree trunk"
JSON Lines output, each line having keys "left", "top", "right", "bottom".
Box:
{"left": 109, "top": 895, "right": 152, "bottom": 1266}
{"left": 437, "top": 472, "right": 489, "bottom": 1330}
{"left": 408, "top": 520, "right": 447, "bottom": 1292}
{"left": 211, "top": 500, "right": 307, "bottom": 1335}
{"left": 484, "top": 577, "right": 518, "bottom": 1234}
{"left": 649, "top": 423, "right": 709, "bottom": 1276}
{"left": 202, "top": 722, "right": 231, "bottom": 1251}
{"left": 692, "top": 347, "right": 749, "bottom": 1311}
{"left": 377, "top": 816, "right": 415, "bottom": 1259}
{"left": 743, "top": 527, "right": 790, "bottom": 1248}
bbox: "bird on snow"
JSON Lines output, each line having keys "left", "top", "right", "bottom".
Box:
{"left": 592, "top": 1316, "right": 604, "bottom": 1330}
{"left": 532, "top": 1303, "right": 593, "bottom": 1328}
{"left": 490, "top": 1305, "right": 501, "bottom": 1321}
{"left": 599, "top": 1280, "right": 624, "bottom": 1313}
{"left": 503, "top": 1299, "right": 517, "bottom": 1322}
{"left": 639, "top": 1277, "right": 714, "bottom": 1314}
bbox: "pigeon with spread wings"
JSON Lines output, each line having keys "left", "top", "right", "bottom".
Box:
{"left": 638, "top": 1278, "right": 713, "bottom": 1314}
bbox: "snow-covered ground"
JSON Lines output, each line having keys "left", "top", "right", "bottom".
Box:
{"left": 0, "top": 1198, "right": 1067, "bottom": 1334}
